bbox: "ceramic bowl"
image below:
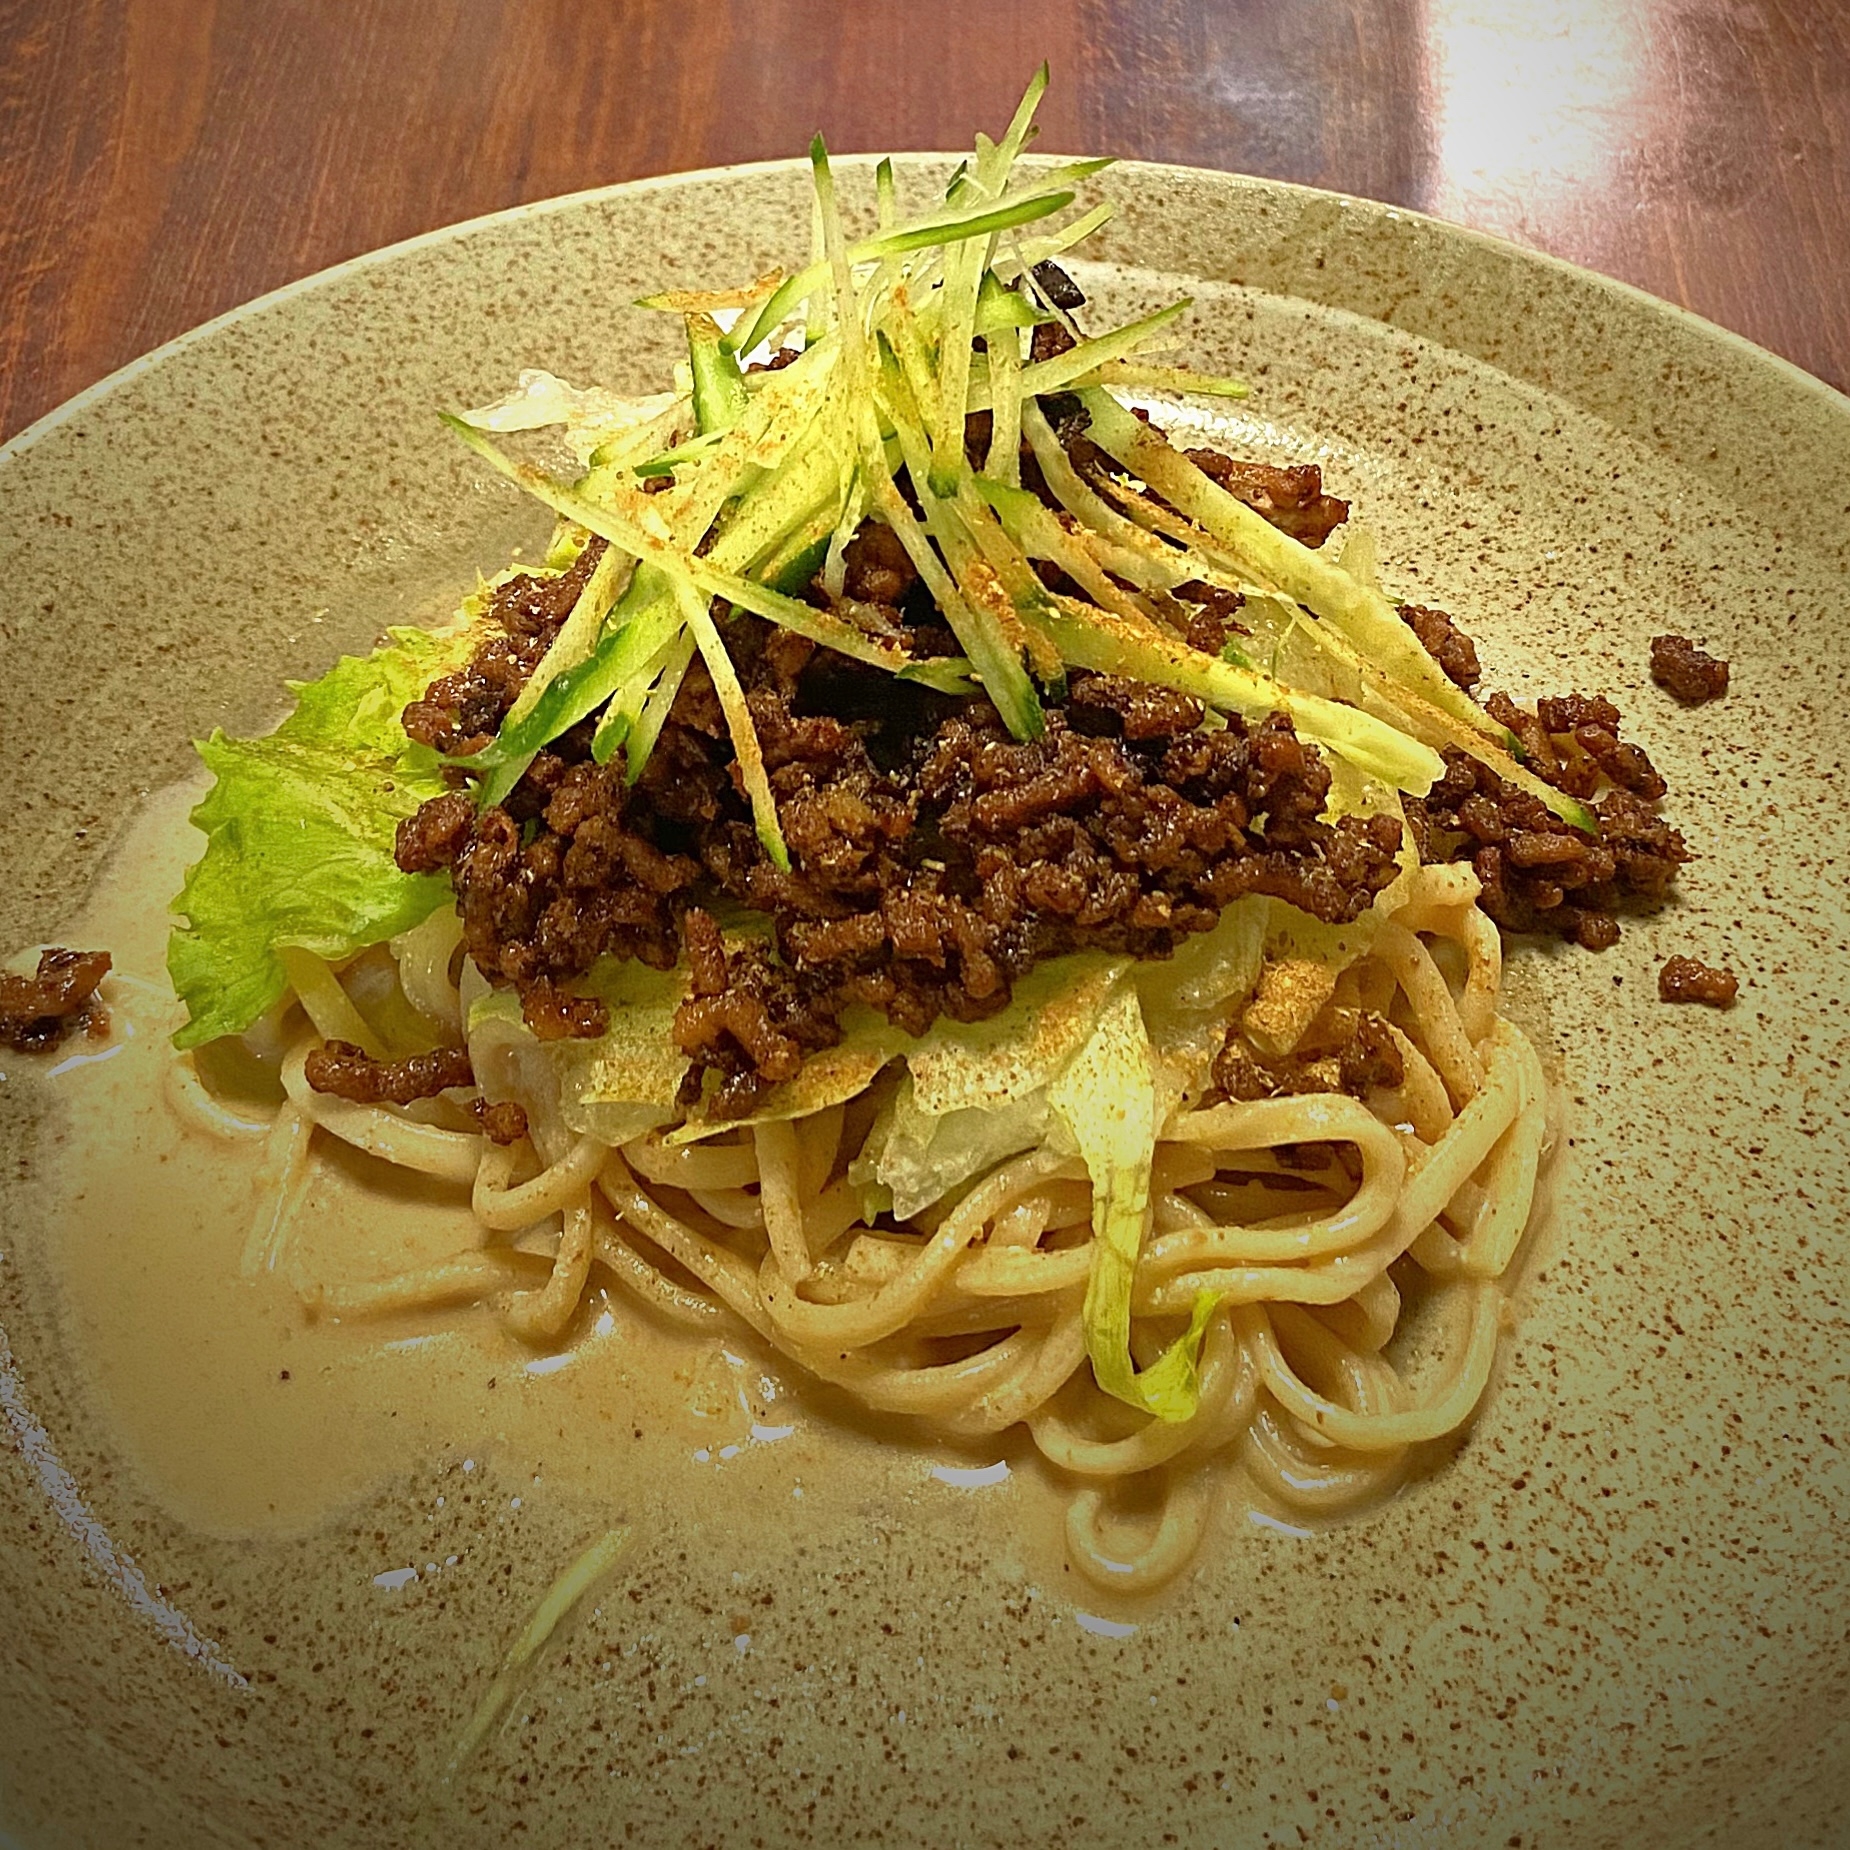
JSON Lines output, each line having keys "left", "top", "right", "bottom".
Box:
{"left": 1, "top": 157, "right": 1846, "bottom": 1848}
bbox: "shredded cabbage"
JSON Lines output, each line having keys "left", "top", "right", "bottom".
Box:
{"left": 463, "top": 369, "right": 680, "bottom": 468}
{"left": 1052, "top": 980, "right": 1216, "bottom": 1421}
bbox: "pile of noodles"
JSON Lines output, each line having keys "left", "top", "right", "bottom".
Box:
{"left": 170, "top": 855, "right": 1548, "bottom": 1594}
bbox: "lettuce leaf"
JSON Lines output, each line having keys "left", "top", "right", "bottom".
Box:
{"left": 836, "top": 954, "right": 1127, "bottom": 1218}
{"left": 903, "top": 953, "right": 1125, "bottom": 1117}
{"left": 1240, "top": 901, "right": 1381, "bottom": 1060}
{"left": 1135, "top": 894, "right": 1269, "bottom": 1126}
{"left": 535, "top": 956, "right": 689, "bottom": 1133}
{"left": 1052, "top": 980, "right": 1216, "bottom": 1422}
{"left": 869, "top": 1074, "right": 1053, "bottom": 1222}
{"left": 167, "top": 624, "right": 477, "bottom": 1049}
{"left": 472, "top": 949, "right": 904, "bottom": 1147}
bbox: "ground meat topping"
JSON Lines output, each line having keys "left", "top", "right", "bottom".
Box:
{"left": 1658, "top": 954, "right": 1738, "bottom": 1006}
{"left": 1402, "top": 603, "right": 1482, "bottom": 691}
{"left": 0, "top": 948, "right": 111, "bottom": 1053}
{"left": 398, "top": 597, "right": 1406, "bottom": 1112}
{"left": 303, "top": 1039, "right": 475, "bottom": 1104}
{"left": 519, "top": 978, "right": 612, "bottom": 1041}
{"left": 1066, "top": 670, "right": 1205, "bottom": 740}
{"left": 443, "top": 759, "right": 699, "bottom": 1003}
{"left": 1171, "top": 581, "right": 1247, "bottom": 657}
{"left": 401, "top": 539, "right": 609, "bottom": 754}
{"left": 471, "top": 1098, "right": 531, "bottom": 1144}
{"left": 1405, "top": 691, "right": 1691, "bottom": 951}
{"left": 1182, "top": 450, "right": 1350, "bottom": 549}
{"left": 1650, "top": 633, "right": 1730, "bottom": 704}
{"left": 1406, "top": 611, "right": 1676, "bottom": 806}
{"left": 392, "top": 391, "right": 1701, "bottom": 1109}
{"left": 1399, "top": 605, "right": 1684, "bottom": 918}
{"left": 1213, "top": 1008, "right": 1404, "bottom": 1103}
{"left": 1026, "top": 261, "right": 1085, "bottom": 365}
{"left": 672, "top": 935, "right": 836, "bottom": 1115}
{"left": 1030, "top": 260, "right": 1087, "bottom": 311}
{"left": 394, "top": 789, "right": 476, "bottom": 875}
{"left": 840, "top": 518, "right": 919, "bottom": 607}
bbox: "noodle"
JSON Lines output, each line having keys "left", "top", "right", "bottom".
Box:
{"left": 392, "top": 910, "right": 465, "bottom": 1036}
{"left": 180, "top": 859, "right": 1553, "bottom": 1593}
{"left": 240, "top": 1098, "right": 315, "bottom": 1279}
{"left": 165, "top": 1050, "right": 269, "bottom": 1142}
{"left": 1066, "top": 1472, "right": 1214, "bottom": 1594}
{"left": 472, "top": 1135, "right": 606, "bottom": 1233}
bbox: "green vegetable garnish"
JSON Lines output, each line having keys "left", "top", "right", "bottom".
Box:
{"left": 1075, "top": 388, "right": 1514, "bottom": 748}
{"left": 1052, "top": 980, "right": 1218, "bottom": 1420}
{"left": 168, "top": 625, "right": 476, "bottom": 1048}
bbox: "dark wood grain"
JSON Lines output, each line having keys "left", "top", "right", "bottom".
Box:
{"left": 2, "top": 0, "right": 1846, "bottom": 444}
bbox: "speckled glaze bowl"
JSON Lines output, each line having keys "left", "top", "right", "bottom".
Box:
{"left": 2, "top": 159, "right": 1846, "bottom": 1849}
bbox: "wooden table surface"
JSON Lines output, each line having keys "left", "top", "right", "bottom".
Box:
{"left": 2, "top": 0, "right": 1846, "bottom": 446}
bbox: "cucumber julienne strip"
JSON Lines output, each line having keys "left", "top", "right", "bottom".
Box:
{"left": 497, "top": 540, "right": 630, "bottom": 738}
{"left": 972, "top": 474, "right": 1166, "bottom": 630}
{"left": 805, "top": 188, "right": 829, "bottom": 350}
{"left": 1035, "top": 596, "right": 1443, "bottom": 795}
{"left": 631, "top": 430, "right": 722, "bottom": 478}
{"left": 1257, "top": 603, "right": 1602, "bottom": 833}
{"left": 624, "top": 628, "right": 697, "bottom": 779}
{"left": 946, "top": 485, "right": 1068, "bottom": 686}
{"left": 998, "top": 199, "right": 1115, "bottom": 278}
{"left": 590, "top": 623, "right": 693, "bottom": 775}
{"left": 442, "top": 1527, "right": 632, "bottom": 1781}
{"left": 985, "top": 60, "right": 1051, "bottom": 185}
{"left": 919, "top": 66, "right": 1055, "bottom": 493}
{"left": 927, "top": 181, "right": 996, "bottom": 493}
{"left": 946, "top": 104, "right": 1115, "bottom": 489}
{"left": 685, "top": 312, "right": 749, "bottom": 434}
{"left": 725, "top": 189, "right": 1077, "bottom": 361}
{"left": 964, "top": 300, "right": 1191, "bottom": 410}
{"left": 1075, "top": 387, "right": 1516, "bottom": 750}
{"left": 1074, "top": 431, "right": 1598, "bottom": 831}
{"left": 813, "top": 135, "right": 1045, "bottom": 736}
{"left": 634, "top": 276, "right": 782, "bottom": 314}
{"left": 808, "top": 135, "right": 879, "bottom": 602}
{"left": 983, "top": 313, "right": 1026, "bottom": 486}
{"left": 1019, "top": 398, "right": 1190, "bottom": 586}
{"left": 1089, "top": 361, "right": 1250, "bottom": 399}
{"left": 974, "top": 269, "right": 1047, "bottom": 338}
{"left": 872, "top": 348, "right": 1050, "bottom": 726}
{"left": 672, "top": 574, "right": 789, "bottom": 870}
{"left": 442, "top": 415, "right": 948, "bottom": 684}
{"left": 479, "top": 568, "right": 684, "bottom": 805}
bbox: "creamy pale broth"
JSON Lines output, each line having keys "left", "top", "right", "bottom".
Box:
{"left": 17, "top": 776, "right": 1163, "bottom": 1557}
{"left": 3, "top": 767, "right": 1537, "bottom": 1846}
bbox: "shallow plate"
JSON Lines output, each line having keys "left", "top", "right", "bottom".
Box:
{"left": 2, "top": 158, "right": 1847, "bottom": 1849}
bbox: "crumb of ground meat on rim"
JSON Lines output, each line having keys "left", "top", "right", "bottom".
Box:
{"left": 1650, "top": 634, "right": 1730, "bottom": 705}
{"left": 0, "top": 948, "right": 112, "bottom": 1054}
{"left": 1658, "top": 954, "right": 1738, "bottom": 1007}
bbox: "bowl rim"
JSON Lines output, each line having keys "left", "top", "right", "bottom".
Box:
{"left": 5, "top": 152, "right": 1845, "bottom": 475}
